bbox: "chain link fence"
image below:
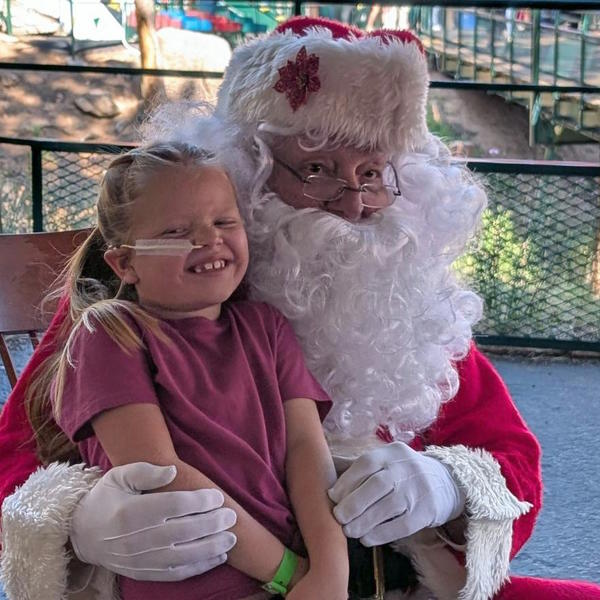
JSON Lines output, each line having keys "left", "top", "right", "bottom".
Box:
{"left": 42, "top": 151, "right": 113, "bottom": 231}
{"left": 0, "top": 144, "right": 599, "bottom": 350}
{"left": 459, "top": 169, "right": 600, "bottom": 346}
{"left": 0, "top": 143, "right": 128, "bottom": 232}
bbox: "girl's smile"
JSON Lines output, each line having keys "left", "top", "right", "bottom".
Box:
{"left": 105, "top": 165, "right": 249, "bottom": 320}
{"left": 187, "top": 259, "right": 229, "bottom": 274}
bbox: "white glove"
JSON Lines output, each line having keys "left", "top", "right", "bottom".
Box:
{"left": 328, "top": 442, "right": 465, "bottom": 546}
{"left": 70, "top": 462, "right": 237, "bottom": 581}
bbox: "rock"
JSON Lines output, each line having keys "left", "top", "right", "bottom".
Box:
{"left": 1, "top": 73, "right": 20, "bottom": 88}
{"left": 74, "top": 90, "right": 121, "bottom": 118}
{"left": 41, "top": 124, "right": 72, "bottom": 137}
{"left": 114, "top": 99, "right": 143, "bottom": 136}
{"left": 157, "top": 28, "right": 231, "bottom": 72}
{"left": 113, "top": 118, "right": 137, "bottom": 138}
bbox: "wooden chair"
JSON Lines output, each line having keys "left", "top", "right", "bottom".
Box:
{"left": 0, "top": 230, "right": 88, "bottom": 389}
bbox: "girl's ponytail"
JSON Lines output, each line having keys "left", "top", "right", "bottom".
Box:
{"left": 24, "top": 225, "right": 143, "bottom": 464}
{"left": 25, "top": 227, "right": 113, "bottom": 464}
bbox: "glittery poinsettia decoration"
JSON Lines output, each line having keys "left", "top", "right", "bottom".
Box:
{"left": 273, "top": 46, "right": 320, "bottom": 112}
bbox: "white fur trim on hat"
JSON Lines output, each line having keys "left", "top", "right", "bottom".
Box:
{"left": 217, "top": 24, "right": 429, "bottom": 153}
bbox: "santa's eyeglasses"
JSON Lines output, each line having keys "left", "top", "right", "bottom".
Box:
{"left": 273, "top": 157, "right": 402, "bottom": 209}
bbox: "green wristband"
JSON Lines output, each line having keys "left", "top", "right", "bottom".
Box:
{"left": 261, "top": 547, "right": 298, "bottom": 596}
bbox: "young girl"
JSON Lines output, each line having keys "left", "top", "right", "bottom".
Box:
{"left": 50, "top": 141, "right": 349, "bottom": 600}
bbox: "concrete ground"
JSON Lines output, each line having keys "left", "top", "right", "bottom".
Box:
{"left": 0, "top": 351, "right": 599, "bottom": 597}
{"left": 492, "top": 355, "right": 600, "bottom": 584}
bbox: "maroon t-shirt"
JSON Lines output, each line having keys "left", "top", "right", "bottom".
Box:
{"left": 56, "top": 300, "right": 331, "bottom": 600}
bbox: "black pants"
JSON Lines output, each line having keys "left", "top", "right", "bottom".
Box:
{"left": 347, "top": 539, "right": 419, "bottom": 599}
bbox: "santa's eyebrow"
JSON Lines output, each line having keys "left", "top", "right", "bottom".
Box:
{"left": 302, "top": 156, "right": 335, "bottom": 167}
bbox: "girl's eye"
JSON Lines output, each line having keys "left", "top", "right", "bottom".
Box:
{"left": 216, "top": 219, "right": 239, "bottom": 228}
{"left": 162, "top": 227, "right": 187, "bottom": 237}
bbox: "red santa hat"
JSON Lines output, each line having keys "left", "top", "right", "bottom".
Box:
{"left": 216, "top": 16, "right": 430, "bottom": 153}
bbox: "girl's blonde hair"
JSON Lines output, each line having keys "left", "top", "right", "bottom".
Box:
{"left": 26, "top": 141, "right": 228, "bottom": 464}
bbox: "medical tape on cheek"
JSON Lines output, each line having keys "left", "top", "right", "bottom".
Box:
{"left": 122, "top": 239, "right": 206, "bottom": 256}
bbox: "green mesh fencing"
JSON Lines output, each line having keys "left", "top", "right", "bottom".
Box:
{"left": 456, "top": 171, "right": 600, "bottom": 345}
{"left": 0, "top": 146, "right": 598, "bottom": 350}
{"left": 42, "top": 151, "right": 114, "bottom": 232}
{"left": 0, "top": 144, "right": 31, "bottom": 233}
{"left": 0, "top": 145, "right": 116, "bottom": 233}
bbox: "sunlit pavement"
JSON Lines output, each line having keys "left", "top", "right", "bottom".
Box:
{"left": 0, "top": 353, "right": 598, "bottom": 596}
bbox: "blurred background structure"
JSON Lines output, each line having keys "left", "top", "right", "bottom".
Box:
{"left": 1, "top": 1, "right": 598, "bottom": 352}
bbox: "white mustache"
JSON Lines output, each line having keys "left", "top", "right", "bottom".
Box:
{"left": 260, "top": 200, "right": 411, "bottom": 255}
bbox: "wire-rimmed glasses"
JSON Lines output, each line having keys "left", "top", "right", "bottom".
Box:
{"left": 273, "top": 157, "right": 401, "bottom": 209}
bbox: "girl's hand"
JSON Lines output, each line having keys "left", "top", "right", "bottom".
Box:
{"left": 287, "top": 564, "right": 349, "bottom": 600}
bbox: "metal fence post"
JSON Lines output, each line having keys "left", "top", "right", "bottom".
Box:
{"left": 457, "top": 9, "right": 463, "bottom": 78}
{"left": 508, "top": 9, "right": 515, "bottom": 84}
{"left": 294, "top": 0, "right": 301, "bottom": 16}
{"left": 31, "top": 146, "right": 43, "bottom": 232}
{"left": 69, "top": 0, "right": 75, "bottom": 58}
{"left": 473, "top": 9, "right": 479, "bottom": 80}
{"left": 529, "top": 9, "right": 541, "bottom": 146}
{"left": 442, "top": 7, "right": 447, "bottom": 71}
{"left": 5, "top": 0, "right": 11, "bottom": 35}
{"left": 490, "top": 11, "right": 496, "bottom": 78}
{"left": 579, "top": 13, "right": 590, "bottom": 129}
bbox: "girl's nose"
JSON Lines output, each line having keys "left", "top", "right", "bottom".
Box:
{"left": 196, "top": 226, "right": 223, "bottom": 247}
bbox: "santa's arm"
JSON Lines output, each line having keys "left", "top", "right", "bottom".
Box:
{"left": 329, "top": 343, "right": 539, "bottom": 600}
{"left": 0, "top": 379, "right": 45, "bottom": 512}
{"left": 0, "top": 298, "right": 114, "bottom": 600}
{"left": 0, "top": 298, "right": 71, "bottom": 511}
{"left": 419, "top": 343, "right": 541, "bottom": 599}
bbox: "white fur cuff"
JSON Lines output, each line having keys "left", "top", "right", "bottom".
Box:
{"left": 0, "top": 462, "right": 116, "bottom": 600}
{"left": 423, "top": 445, "right": 532, "bottom": 600}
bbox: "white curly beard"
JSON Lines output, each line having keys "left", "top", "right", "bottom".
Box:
{"left": 243, "top": 149, "right": 487, "bottom": 456}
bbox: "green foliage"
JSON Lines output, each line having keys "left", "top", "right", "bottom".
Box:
{"left": 456, "top": 207, "right": 541, "bottom": 334}
{"left": 455, "top": 197, "right": 600, "bottom": 340}
{"left": 458, "top": 208, "right": 539, "bottom": 286}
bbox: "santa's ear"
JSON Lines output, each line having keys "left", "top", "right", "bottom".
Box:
{"left": 104, "top": 247, "right": 139, "bottom": 285}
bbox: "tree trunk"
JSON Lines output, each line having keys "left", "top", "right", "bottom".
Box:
{"left": 134, "top": 0, "right": 165, "bottom": 106}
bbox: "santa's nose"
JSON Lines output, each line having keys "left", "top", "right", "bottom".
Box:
{"left": 329, "top": 188, "right": 364, "bottom": 221}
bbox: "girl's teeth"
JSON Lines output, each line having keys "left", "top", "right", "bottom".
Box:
{"left": 193, "top": 260, "right": 226, "bottom": 273}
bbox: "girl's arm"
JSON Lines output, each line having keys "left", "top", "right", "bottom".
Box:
{"left": 92, "top": 402, "right": 307, "bottom": 586}
{"left": 283, "top": 398, "right": 349, "bottom": 600}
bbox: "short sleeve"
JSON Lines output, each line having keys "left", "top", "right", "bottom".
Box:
{"left": 54, "top": 318, "right": 159, "bottom": 442}
{"left": 273, "top": 309, "right": 332, "bottom": 421}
